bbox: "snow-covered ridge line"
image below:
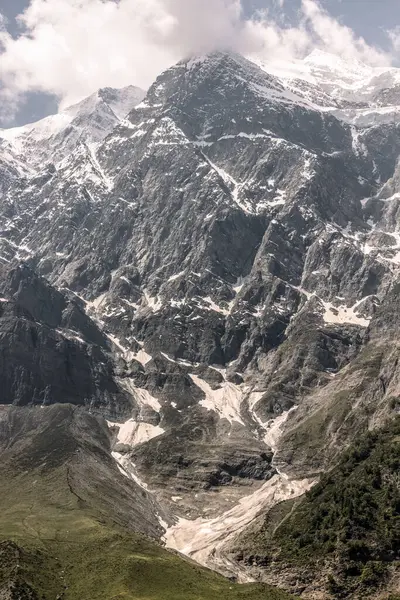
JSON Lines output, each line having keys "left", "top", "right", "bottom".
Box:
{"left": 253, "top": 49, "right": 400, "bottom": 126}
{"left": 0, "top": 85, "right": 145, "bottom": 168}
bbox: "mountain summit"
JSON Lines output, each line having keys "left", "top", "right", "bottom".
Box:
{"left": 0, "top": 84, "right": 145, "bottom": 167}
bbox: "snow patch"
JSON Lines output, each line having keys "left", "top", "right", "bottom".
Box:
{"left": 167, "top": 271, "right": 185, "bottom": 282}
{"left": 86, "top": 143, "right": 114, "bottom": 191}
{"left": 87, "top": 292, "right": 107, "bottom": 309}
{"left": 201, "top": 152, "right": 254, "bottom": 214}
{"left": 106, "top": 334, "right": 130, "bottom": 354}
{"left": 112, "top": 451, "right": 149, "bottom": 490}
{"left": 321, "top": 299, "right": 370, "bottom": 327}
{"left": 248, "top": 393, "right": 297, "bottom": 451}
{"left": 190, "top": 374, "right": 244, "bottom": 425}
{"left": 119, "top": 378, "right": 162, "bottom": 412}
{"left": 233, "top": 280, "right": 244, "bottom": 295}
{"left": 262, "top": 408, "right": 297, "bottom": 452}
{"left": 266, "top": 189, "right": 287, "bottom": 207}
{"left": 133, "top": 348, "right": 153, "bottom": 366}
{"left": 293, "top": 286, "right": 371, "bottom": 327}
{"left": 161, "top": 352, "right": 200, "bottom": 368}
{"left": 164, "top": 474, "right": 314, "bottom": 578}
{"left": 108, "top": 419, "right": 164, "bottom": 447}
{"left": 143, "top": 291, "right": 163, "bottom": 312}
{"left": 56, "top": 328, "right": 87, "bottom": 345}
{"left": 202, "top": 296, "right": 229, "bottom": 316}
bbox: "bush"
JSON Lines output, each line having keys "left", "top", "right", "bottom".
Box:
{"left": 268, "top": 417, "right": 400, "bottom": 594}
{"left": 360, "top": 561, "right": 387, "bottom": 587}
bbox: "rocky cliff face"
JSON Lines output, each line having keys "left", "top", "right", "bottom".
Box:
{"left": 0, "top": 262, "right": 133, "bottom": 417}
{"left": 0, "top": 49, "right": 400, "bottom": 598}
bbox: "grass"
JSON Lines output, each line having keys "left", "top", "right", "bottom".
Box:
{"left": 0, "top": 414, "right": 296, "bottom": 600}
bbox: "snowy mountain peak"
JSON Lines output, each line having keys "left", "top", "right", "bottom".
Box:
{"left": 97, "top": 85, "right": 145, "bottom": 119}
{"left": 66, "top": 85, "right": 145, "bottom": 120}
{"left": 0, "top": 84, "right": 145, "bottom": 168}
{"left": 303, "top": 48, "right": 369, "bottom": 72}
{"left": 182, "top": 50, "right": 282, "bottom": 83}
{"left": 181, "top": 49, "right": 250, "bottom": 69}
{"left": 259, "top": 50, "right": 376, "bottom": 90}
{"left": 253, "top": 49, "right": 400, "bottom": 125}
{"left": 148, "top": 50, "right": 286, "bottom": 107}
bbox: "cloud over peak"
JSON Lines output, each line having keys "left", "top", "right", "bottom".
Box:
{"left": 0, "top": 0, "right": 395, "bottom": 122}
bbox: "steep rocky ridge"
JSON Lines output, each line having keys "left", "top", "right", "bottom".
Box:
{"left": 0, "top": 262, "right": 132, "bottom": 416}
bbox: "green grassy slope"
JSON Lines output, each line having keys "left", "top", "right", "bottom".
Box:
{"left": 0, "top": 405, "right": 295, "bottom": 600}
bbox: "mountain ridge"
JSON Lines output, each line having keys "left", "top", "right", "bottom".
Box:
{"left": 0, "top": 84, "right": 145, "bottom": 169}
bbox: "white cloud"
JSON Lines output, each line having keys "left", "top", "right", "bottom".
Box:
{"left": 301, "top": 0, "right": 389, "bottom": 66}
{"left": 0, "top": 0, "right": 393, "bottom": 121}
{"left": 387, "top": 26, "right": 400, "bottom": 54}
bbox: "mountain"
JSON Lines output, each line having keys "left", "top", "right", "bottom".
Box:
{"left": 0, "top": 84, "right": 145, "bottom": 168}
{"left": 261, "top": 49, "right": 400, "bottom": 126}
{"left": 0, "top": 50, "right": 399, "bottom": 599}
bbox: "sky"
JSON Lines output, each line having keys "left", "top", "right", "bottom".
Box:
{"left": 0, "top": 0, "right": 400, "bottom": 128}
